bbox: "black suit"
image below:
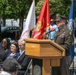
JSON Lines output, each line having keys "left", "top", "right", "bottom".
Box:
{"left": 17, "top": 52, "right": 25, "bottom": 65}
{"left": 17, "top": 52, "right": 31, "bottom": 75}
{"left": 0, "top": 47, "right": 10, "bottom": 62}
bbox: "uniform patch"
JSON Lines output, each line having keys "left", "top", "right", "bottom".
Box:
{"left": 59, "top": 33, "right": 65, "bottom": 37}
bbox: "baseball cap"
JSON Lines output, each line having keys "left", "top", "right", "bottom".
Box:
{"left": 50, "top": 19, "right": 54, "bottom": 22}
{"left": 3, "top": 58, "right": 20, "bottom": 73}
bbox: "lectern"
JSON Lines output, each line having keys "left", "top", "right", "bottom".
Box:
{"left": 25, "top": 38, "right": 65, "bottom": 75}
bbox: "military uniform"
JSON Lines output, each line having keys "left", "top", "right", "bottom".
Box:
{"left": 54, "top": 25, "right": 73, "bottom": 75}
{"left": 54, "top": 25, "right": 72, "bottom": 56}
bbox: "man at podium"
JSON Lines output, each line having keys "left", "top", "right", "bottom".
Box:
{"left": 53, "top": 15, "right": 73, "bottom": 75}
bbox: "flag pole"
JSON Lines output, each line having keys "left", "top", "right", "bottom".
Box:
{"left": 33, "top": 0, "right": 35, "bottom": 2}
{"left": 31, "top": 0, "right": 35, "bottom": 31}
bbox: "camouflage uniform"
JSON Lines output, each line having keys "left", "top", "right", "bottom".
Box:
{"left": 54, "top": 25, "right": 73, "bottom": 56}
{"left": 53, "top": 25, "right": 73, "bottom": 75}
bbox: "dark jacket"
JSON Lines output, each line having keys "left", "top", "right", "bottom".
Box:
{"left": 17, "top": 52, "right": 31, "bottom": 70}
{"left": 6, "top": 52, "right": 20, "bottom": 60}
{"left": 0, "top": 47, "right": 10, "bottom": 62}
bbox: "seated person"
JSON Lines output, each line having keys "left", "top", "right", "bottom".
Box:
{"left": 7, "top": 41, "right": 19, "bottom": 60}
{"left": 0, "top": 42, "right": 1, "bottom": 48}
{"left": 0, "top": 58, "right": 19, "bottom": 75}
{"left": 0, "top": 38, "right": 11, "bottom": 62}
{"left": 17, "top": 39, "right": 31, "bottom": 75}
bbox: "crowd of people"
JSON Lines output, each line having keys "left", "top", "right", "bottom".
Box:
{"left": 0, "top": 38, "right": 31, "bottom": 75}
{"left": 0, "top": 13, "right": 73, "bottom": 75}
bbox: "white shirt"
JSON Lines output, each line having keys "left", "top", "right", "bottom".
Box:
{"left": 19, "top": 50, "right": 24, "bottom": 56}
{"left": 17, "top": 50, "right": 24, "bottom": 60}
{"left": 0, "top": 71, "right": 11, "bottom": 75}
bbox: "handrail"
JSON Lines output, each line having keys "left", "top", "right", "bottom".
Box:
{"left": 24, "top": 59, "right": 32, "bottom": 75}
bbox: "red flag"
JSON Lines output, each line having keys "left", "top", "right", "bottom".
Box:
{"left": 32, "top": 0, "right": 50, "bottom": 39}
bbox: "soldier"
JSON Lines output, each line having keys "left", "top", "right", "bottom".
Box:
{"left": 53, "top": 15, "right": 73, "bottom": 75}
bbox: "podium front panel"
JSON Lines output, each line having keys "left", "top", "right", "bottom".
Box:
{"left": 25, "top": 42, "right": 64, "bottom": 57}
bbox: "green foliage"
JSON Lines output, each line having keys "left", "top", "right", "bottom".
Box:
{"left": 0, "top": 0, "right": 30, "bottom": 19}
{"left": 35, "top": 0, "right": 44, "bottom": 16}
{"left": 0, "top": 0, "right": 76, "bottom": 29}
{"left": 0, "top": 0, "right": 75, "bottom": 20}
{"left": 35, "top": 0, "right": 72, "bottom": 18}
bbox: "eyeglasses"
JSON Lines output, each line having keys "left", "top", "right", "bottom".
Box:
{"left": 18, "top": 44, "right": 25, "bottom": 47}
{"left": 10, "top": 46, "right": 16, "bottom": 48}
{"left": 18, "top": 45, "right": 23, "bottom": 47}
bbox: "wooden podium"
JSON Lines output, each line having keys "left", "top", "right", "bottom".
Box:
{"left": 25, "top": 38, "right": 65, "bottom": 75}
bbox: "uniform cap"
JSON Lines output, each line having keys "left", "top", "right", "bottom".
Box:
{"left": 55, "top": 15, "right": 67, "bottom": 22}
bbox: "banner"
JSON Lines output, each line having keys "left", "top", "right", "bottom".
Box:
{"left": 32, "top": 0, "right": 50, "bottom": 39}
{"left": 67, "top": 0, "right": 74, "bottom": 31}
{"left": 20, "top": 1, "right": 36, "bottom": 39}
{"left": 68, "top": 0, "right": 75, "bottom": 61}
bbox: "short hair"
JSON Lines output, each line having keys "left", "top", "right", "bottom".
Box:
{"left": 11, "top": 41, "right": 19, "bottom": 52}
{"left": 18, "top": 39, "right": 25, "bottom": 45}
{"left": 3, "top": 58, "right": 19, "bottom": 73}
{"left": 11, "top": 41, "right": 18, "bottom": 48}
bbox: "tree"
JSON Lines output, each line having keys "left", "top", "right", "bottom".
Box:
{"left": 0, "top": 0, "right": 75, "bottom": 35}
{"left": 0, "top": 0, "right": 30, "bottom": 32}
{"left": 36, "top": 0, "right": 72, "bottom": 18}
{"left": 0, "top": 0, "right": 9, "bottom": 26}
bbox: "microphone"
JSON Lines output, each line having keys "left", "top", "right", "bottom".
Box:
{"left": 45, "top": 27, "right": 55, "bottom": 34}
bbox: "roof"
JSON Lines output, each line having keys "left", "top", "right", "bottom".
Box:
{"left": 1, "top": 26, "right": 20, "bottom": 33}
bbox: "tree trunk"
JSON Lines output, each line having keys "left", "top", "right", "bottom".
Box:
{"left": 19, "top": 16, "right": 24, "bottom": 37}
{"left": 2, "top": 18, "right": 6, "bottom": 26}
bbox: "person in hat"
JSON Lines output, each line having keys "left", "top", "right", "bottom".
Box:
{"left": 44, "top": 18, "right": 58, "bottom": 40}
{"left": 48, "top": 18, "right": 58, "bottom": 40}
{"left": 0, "top": 58, "right": 19, "bottom": 75}
{"left": 52, "top": 15, "right": 73, "bottom": 75}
